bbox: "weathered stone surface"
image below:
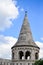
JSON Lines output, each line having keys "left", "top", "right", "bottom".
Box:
{"left": 12, "top": 11, "right": 39, "bottom": 49}
{"left": 11, "top": 11, "right": 40, "bottom": 65}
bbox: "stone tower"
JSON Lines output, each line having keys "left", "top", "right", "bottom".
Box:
{"left": 11, "top": 11, "right": 40, "bottom": 65}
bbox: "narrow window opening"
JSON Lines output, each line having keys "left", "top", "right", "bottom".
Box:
{"left": 12, "top": 53, "right": 14, "bottom": 59}
{"left": 35, "top": 53, "right": 38, "bottom": 59}
{"left": 19, "top": 51, "right": 24, "bottom": 60}
{"left": 25, "top": 51, "right": 31, "bottom": 60}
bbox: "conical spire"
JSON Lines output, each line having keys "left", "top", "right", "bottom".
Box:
{"left": 12, "top": 11, "right": 39, "bottom": 49}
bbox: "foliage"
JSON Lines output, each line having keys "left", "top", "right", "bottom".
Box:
{"left": 34, "top": 60, "right": 43, "bottom": 65}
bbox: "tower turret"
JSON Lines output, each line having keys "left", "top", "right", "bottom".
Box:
{"left": 12, "top": 11, "right": 39, "bottom": 49}
{"left": 11, "top": 11, "right": 40, "bottom": 65}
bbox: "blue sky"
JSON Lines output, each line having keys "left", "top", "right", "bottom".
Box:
{"left": 0, "top": 0, "right": 43, "bottom": 59}
{"left": 0, "top": 0, "right": 43, "bottom": 41}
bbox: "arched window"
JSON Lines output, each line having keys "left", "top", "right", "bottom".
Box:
{"left": 19, "top": 51, "right": 24, "bottom": 60}
{"left": 12, "top": 53, "right": 14, "bottom": 59}
{"left": 25, "top": 51, "right": 31, "bottom": 60}
{"left": 35, "top": 53, "right": 38, "bottom": 59}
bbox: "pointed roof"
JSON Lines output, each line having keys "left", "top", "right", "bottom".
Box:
{"left": 11, "top": 11, "right": 40, "bottom": 49}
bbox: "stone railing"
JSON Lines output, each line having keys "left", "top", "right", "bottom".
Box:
{"left": 0, "top": 62, "right": 15, "bottom": 65}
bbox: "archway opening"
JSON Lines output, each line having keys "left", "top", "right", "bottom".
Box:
{"left": 25, "top": 51, "right": 31, "bottom": 60}
{"left": 12, "top": 53, "right": 14, "bottom": 59}
{"left": 35, "top": 53, "right": 38, "bottom": 59}
{"left": 19, "top": 51, "right": 24, "bottom": 60}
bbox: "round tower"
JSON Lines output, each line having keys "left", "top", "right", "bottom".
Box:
{"left": 11, "top": 11, "right": 40, "bottom": 65}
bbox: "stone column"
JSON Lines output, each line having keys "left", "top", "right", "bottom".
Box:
{"left": 31, "top": 49, "right": 35, "bottom": 60}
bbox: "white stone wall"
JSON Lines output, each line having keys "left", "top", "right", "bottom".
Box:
{"left": 0, "top": 61, "right": 34, "bottom": 65}
{"left": 12, "top": 46, "right": 39, "bottom": 60}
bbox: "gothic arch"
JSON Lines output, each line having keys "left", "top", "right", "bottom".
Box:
{"left": 35, "top": 52, "right": 38, "bottom": 59}
{"left": 19, "top": 51, "right": 24, "bottom": 59}
{"left": 25, "top": 51, "right": 31, "bottom": 60}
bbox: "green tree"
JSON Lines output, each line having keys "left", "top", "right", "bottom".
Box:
{"left": 34, "top": 60, "right": 43, "bottom": 65}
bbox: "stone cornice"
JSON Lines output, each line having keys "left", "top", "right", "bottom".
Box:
{"left": 11, "top": 45, "right": 40, "bottom": 49}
